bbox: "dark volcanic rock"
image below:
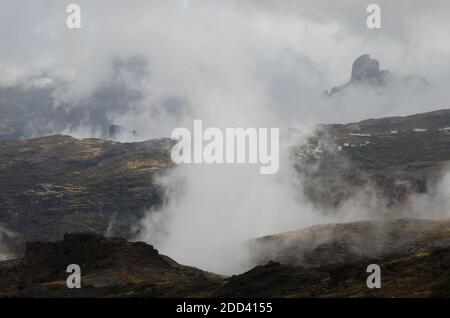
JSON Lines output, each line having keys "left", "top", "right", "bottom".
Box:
{"left": 327, "top": 53, "right": 429, "bottom": 96}
{"left": 0, "top": 233, "right": 222, "bottom": 297}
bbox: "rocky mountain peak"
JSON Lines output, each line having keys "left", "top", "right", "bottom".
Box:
{"left": 327, "top": 54, "right": 391, "bottom": 95}
{"left": 351, "top": 54, "right": 388, "bottom": 84}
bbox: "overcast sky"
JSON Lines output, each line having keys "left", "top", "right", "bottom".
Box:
{"left": 1, "top": 0, "right": 450, "bottom": 136}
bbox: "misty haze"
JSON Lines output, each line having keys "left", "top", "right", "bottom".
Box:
{"left": 0, "top": 0, "right": 449, "bottom": 300}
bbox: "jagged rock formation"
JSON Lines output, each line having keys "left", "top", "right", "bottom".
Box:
{"left": 327, "top": 54, "right": 427, "bottom": 96}
{"left": 327, "top": 54, "right": 390, "bottom": 95}
{"left": 350, "top": 54, "right": 389, "bottom": 84}
{"left": 249, "top": 218, "right": 450, "bottom": 267}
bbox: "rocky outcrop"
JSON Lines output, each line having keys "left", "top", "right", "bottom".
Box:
{"left": 350, "top": 54, "right": 389, "bottom": 84}
{"left": 0, "top": 233, "right": 222, "bottom": 297}
{"left": 213, "top": 246, "right": 450, "bottom": 298}
{"left": 327, "top": 54, "right": 428, "bottom": 96}
{"left": 328, "top": 54, "right": 390, "bottom": 95}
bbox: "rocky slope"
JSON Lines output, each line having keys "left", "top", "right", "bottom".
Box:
{"left": 0, "top": 233, "right": 223, "bottom": 297}
{"left": 294, "top": 109, "right": 450, "bottom": 210}
{"left": 213, "top": 246, "right": 450, "bottom": 298}
{"left": 0, "top": 218, "right": 449, "bottom": 298}
{"left": 218, "top": 219, "right": 450, "bottom": 298}
{"left": 0, "top": 135, "right": 173, "bottom": 256}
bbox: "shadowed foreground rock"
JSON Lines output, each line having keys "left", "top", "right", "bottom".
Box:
{"left": 0, "top": 233, "right": 223, "bottom": 297}
{"left": 0, "top": 218, "right": 449, "bottom": 298}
